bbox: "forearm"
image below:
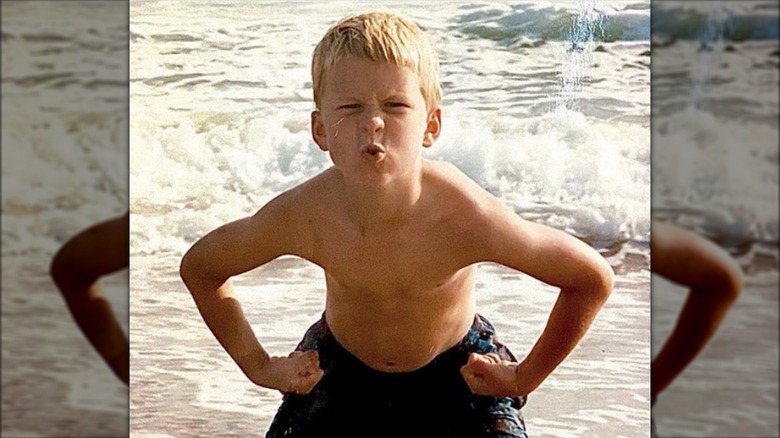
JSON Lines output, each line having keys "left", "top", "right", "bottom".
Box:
{"left": 183, "top": 273, "right": 269, "bottom": 384}
{"left": 55, "top": 278, "right": 129, "bottom": 385}
{"left": 518, "top": 285, "right": 609, "bottom": 393}
{"left": 651, "top": 286, "right": 736, "bottom": 397}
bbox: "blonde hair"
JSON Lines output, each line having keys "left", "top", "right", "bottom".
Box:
{"left": 311, "top": 11, "right": 442, "bottom": 111}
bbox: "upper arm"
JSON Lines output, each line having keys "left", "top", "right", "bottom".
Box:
{"left": 474, "top": 199, "right": 614, "bottom": 294}
{"left": 651, "top": 221, "right": 742, "bottom": 296}
{"left": 180, "top": 190, "right": 304, "bottom": 287}
{"left": 50, "top": 212, "right": 129, "bottom": 283}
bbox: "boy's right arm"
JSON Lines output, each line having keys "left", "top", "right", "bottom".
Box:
{"left": 50, "top": 212, "right": 129, "bottom": 385}
{"left": 179, "top": 194, "right": 323, "bottom": 393}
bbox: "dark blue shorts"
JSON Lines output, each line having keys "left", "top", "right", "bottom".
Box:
{"left": 266, "top": 314, "right": 528, "bottom": 438}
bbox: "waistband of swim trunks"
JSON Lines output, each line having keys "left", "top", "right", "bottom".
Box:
{"left": 317, "top": 312, "right": 487, "bottom": 377}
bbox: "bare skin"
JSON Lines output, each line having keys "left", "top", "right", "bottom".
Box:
{"left": 50, "top": 212, "right": 129, "bottom": 385}
{"left": 651, "top": 221, "right": 742, "bottom": 400}
{"left": 181, "top": 58, "right": 614, "bottom": 398}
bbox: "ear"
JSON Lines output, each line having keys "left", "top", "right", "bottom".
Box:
{"left": 422, "top": 108, "right": 442, "bottom": 148}
{"left": 311, "top": 110, "right": 328, "bottom": 151}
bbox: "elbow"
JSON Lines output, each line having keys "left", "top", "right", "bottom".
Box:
{"left": 566, "top": 258, "right": 614, "bottom": 306}
{"left": 179, "top": 249, "right": 197, "bottom": 290}
{"left": 179, "top": 247, "right": 222, "bottom": 296}
{"left": 50, "top": 245, "right": 76, "bottom": 286}
{"left": 708, "top": 257, "right": 743, "bottom": 305}
{"left": 590, "top": 258, "right": 615, "bottom": 304}
{"left": 600, "top": 261, "right": 616, "bottom": 301}
{"left": 49, "top": 247, "right": 66, "bottom": 284}
{"left": 179, "top": 251, "right": 203, "bottom": 300}
{"left": 49, "top": 245, "right": 95, "bottom": 296}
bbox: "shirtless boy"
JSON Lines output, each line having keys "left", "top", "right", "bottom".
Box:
{"left": 180, "top": 12, "right": 614, "bottom": 437}
{"left": 650, "top": 221, "right": 742, "bottom": 437}
{"left": 50, "top": 212, "right": 129, "bottom": 385}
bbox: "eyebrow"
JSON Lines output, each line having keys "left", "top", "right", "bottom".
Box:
{"left": 333, "top": 92, "right": 411, "bottom": 100}
{"left": 384, "top": 94, "right": 410, "bottom": 101}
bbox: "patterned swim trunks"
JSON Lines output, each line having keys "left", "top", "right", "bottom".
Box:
{"left": 266, "top": 314, "right": 528, "bottom": 438}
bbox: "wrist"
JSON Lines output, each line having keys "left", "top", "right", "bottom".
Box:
{"left": 514, "top": 360, "right": 544, "bottom": 396}
{"left": 513, "top": 361, "right": 533, "bottom": 396}
{"left": 242, "top": 350, "right": 271, "bottom": 385}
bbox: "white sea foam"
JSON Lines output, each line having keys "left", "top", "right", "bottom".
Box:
{"left": 129, "top": 0, "right": 652, "bottom": 257}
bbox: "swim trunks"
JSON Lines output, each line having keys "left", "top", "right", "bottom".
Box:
{"left": 266, "top": 314, "right": 528, "bottom": 438}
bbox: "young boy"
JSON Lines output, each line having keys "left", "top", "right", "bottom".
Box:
{"left": 50, "top": 212, "right": 129, "bottom": 385}
{"left": 650, "top": 221, "right": 742, "bottom": 437}
{"left": 180, "top": 12, "right": 614, "bottom": 437}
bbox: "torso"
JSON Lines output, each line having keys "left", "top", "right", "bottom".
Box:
{"left": 290, "top": 162, "right": 486, "bottom": 372}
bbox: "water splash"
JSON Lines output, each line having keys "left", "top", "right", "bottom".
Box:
{"left": 556, "top": 0, "right": 607, "bottom": 113}
{"left": 691, "top": 4, "right": 733, "bottom": 109}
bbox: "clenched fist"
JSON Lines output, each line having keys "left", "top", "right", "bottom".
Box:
{"left": 460, "top": 353, "right": 530, "bottom": 398}
{"left": 253, "top": 350, "right": 324, "bottom": 395}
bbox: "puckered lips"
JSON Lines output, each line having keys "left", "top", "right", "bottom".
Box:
{"left": 361, "top": 143, "right": 387, "bottom": 165}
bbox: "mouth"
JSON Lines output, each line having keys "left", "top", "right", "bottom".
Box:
{"left": 361, "top": 143, "right": 387, "bottom": 163}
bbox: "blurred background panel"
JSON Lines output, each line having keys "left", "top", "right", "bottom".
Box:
{"left": 651, "top": 1, "right": 778, "bottom": 437}
{"left": 1, "top": 1, "right": 128, "bottom": 437}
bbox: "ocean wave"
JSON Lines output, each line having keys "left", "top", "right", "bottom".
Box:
{"left": 451, "top": 1, "right": 650, "bottom": 43}
{"left": 652, "top": 2, "right": 779, "bottom": 43}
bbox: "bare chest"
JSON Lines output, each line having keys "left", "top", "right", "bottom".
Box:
{"left": 316, "top": 226, "right": 464, "bottom": 294}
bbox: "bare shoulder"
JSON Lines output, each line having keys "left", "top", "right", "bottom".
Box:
{"left": 282, "top": 167, "right": 341, "bottom": 211}
{"left": 421, "top": 161, "right": 516, "bottom": 259}
{"left": 181, "top": 168, "right": 342, "bottom": 280}
{"left": 422, "top": 160, "right": 508, "bottom": 222}
{"left": 250, "top": 167, "right": 343, "bottom": 258}
{"left": 253, "top": 167, "right": 339, "bottom": 219}
{"left": 423, "top": 161, "right": 613, "bottom": 290}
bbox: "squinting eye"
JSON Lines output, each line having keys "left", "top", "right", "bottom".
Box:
{"left": 338, "top": 104, "right": 361, "bottom": 110}
{"left": 386, "top": 102, "right": 408, "bottom": 108}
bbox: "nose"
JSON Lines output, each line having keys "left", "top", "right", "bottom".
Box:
{"left": 361, "top": 109, "right": 384, "bottom": 135}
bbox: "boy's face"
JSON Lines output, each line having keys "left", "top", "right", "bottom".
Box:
{"left": 312, "top": 57, "right": 441, "bottom": 183}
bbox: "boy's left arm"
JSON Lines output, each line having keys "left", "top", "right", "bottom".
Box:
{"left": 460, "top": 199, "right": 614, "bottom": 397}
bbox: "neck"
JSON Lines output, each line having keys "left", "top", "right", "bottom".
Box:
{"left": 338, "top": 161, "right": 424, "bottom": 233}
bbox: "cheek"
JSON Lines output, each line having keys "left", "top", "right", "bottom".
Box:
{"left": 325, "top": 116, "right": 355, "bottom": 140}
{"left": 399, "top": 118, "right": 429, "bottom": 142}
